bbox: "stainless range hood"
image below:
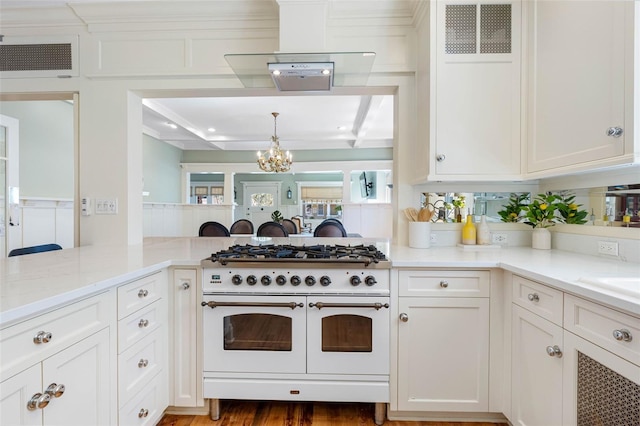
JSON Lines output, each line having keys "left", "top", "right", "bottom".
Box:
{"left": 224, "top": 51, "right": 375, "bottom": 91}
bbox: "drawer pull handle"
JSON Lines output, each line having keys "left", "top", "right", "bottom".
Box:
{"left": 546, "top": 345, "right": 563, "bottom": 358}
{"left": 138, "top": 408, "right": 149, "bottom": 418}
{"left": 33, "top": 331, "right": 53, "bottom": 344}
{"left": 138, "top": 289, "right": 149, "bottom": 298}
{"left": 399, "top": 313, "right": 409, "bottom": 322}
{"left": 138, "top": 319, "right": 149, "bottom": 328}
{"left": 27, "top": 393, "right": 51, "bottom": 410}
{"left": 138, "top": 358, "right": 149, "bottom": 368}
{"left": 439, "top": 280, "right": 449, "bottom": 288}
{"left": 527, "top": 293, "right": 540, "bottom": 302}
{"left": 606, "top": 126, "right": 623, "bottom": 138}
{"left": 45, "top": 383, "right": 65, "bottom": 398}
{"left": 612, "top": 329, "right": 632, "bottom": 342}
{"left": 182, "top": 282, "right": 190, "bottom": 290}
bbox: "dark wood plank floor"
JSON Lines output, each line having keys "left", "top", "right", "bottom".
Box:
{"left": 158, "top": 400, "right": 506, "bottom": 426}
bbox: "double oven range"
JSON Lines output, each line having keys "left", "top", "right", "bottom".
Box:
{"left": 201, "top": 243, "right": 391, "bottom": 425}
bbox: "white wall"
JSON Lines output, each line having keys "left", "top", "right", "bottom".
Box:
{"left": 0, "top": 1, "right": 419, "bottom": 246}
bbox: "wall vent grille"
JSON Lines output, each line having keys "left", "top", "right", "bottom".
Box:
{"left": 0, "top": 43, "right": 72, "bottom": 72}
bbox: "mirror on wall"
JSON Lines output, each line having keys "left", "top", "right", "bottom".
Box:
{"left": 421, "top": 185, "right": 640, "bottom": 229}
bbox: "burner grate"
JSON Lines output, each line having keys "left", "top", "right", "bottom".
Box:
{"left": 209, "top": 244, "right": 387, "bottom": 264}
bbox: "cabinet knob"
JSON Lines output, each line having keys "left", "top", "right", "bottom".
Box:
{"left": 138, "top": 318, "right": 149, "bottom": 328}
{"left": 182, "top": 282, "right": 190, "bottom": 290}
{"left": 45, "top": 383, "right": 65, "bottom": 398}
{"left": 436, "top": 154, "right": 446, "bottom": 162}
{"left": 606, "top": 127, "right": 623, "bottom": 138}
{"left": 439, "top": 280, "right": 449, "bottom": 288}
{"left": 612, "top": 329, "right": 632, "bottom": 342}
{"left": 138, "top": 289, "right": 149, "bottom": 298}
{"left": 138, "top": 358, "right": 149, "bottom": 368}
{"left": 399, "top": 313, "right": 409, "bottom": 322}
{"left": 546, "top": 345, "right": 563, "bottom": 358}
{"left": 27, "top": 393, "right": 51, "bottom": 410}
{"left": 527, "top": 293, "right": 540, "bottom": 302}
{"left": 33, "top": 331, "right": 53, "bottom": 344}
{"left": 138, "top": 408, "right": 149, "bottom": 418}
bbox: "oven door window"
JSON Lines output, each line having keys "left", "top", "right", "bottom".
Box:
{"left": 321, "top": 314, "right": 372, "bottom": 352}
{"left": 224, "top": 313, "right": 292, "bottom": 351}
{"left": 307, "top": 296, "right": 390, "bottom": 375}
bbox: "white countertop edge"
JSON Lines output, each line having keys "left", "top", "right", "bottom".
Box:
{"left": 0, "top": 261, "right": 172, "bottom": 328}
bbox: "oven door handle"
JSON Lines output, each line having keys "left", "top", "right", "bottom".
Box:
{"left": 308, "top": 302, "right": 390, "bottom": 311}
{"left": 201, "top": 301, "right": 304, "bottom": 310}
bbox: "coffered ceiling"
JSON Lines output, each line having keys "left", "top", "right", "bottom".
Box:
{"left": 142, "top": 94, "right": 394, "bottom": 151}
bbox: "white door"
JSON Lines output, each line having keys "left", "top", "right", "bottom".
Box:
{"left": 511, "top": 304, "right": 563, "bottom": 426}
{"left": 243, "top": 182, "right": 280, "bottom": 227}
{"left": 0, "top": 114, "right": 20, "bottom": 257}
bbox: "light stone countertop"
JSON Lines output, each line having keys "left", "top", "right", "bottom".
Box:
{"left": 1, "top": 238, "right": 638, "bottom": 327}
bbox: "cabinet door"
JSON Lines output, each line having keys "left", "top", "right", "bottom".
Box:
{"left": 0, "top": 364, "right": 42, "bottom": 426}
{"left": 171, "top": 268, "right": 201, "bottom": 407}
{"left": 526, "top": 0, "right": 632, "bottom": 175}
{"left": 432, "top": 0, "right": 521, "bottom": 179}
{"left": 511, "top": 305, "right": 563, "bottom": 426}
{"left": 41, "top": 328, "right": 113, "bottom": 426}
{"left": 397, "top": 297, "right": 489, "bottom": 412}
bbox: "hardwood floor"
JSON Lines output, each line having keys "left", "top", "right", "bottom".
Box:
{"left": 158, "top": 400, "right": 506, "bottom": 426}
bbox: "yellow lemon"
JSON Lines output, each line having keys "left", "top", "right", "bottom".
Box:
{"left": 569, "top": 203, "right": 578, "bottom": 210}
{"left": 539, "top": 204, "right": 548, "bottom": 210}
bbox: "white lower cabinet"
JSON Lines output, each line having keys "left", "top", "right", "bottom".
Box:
{"left": 395, "top": 270, "right": 491, "bottom": 412}
{"left": 0, "top": 292, "right": 115, "bottom": 426}
{"left": 117, "top": 272, "right": 168, "bottom": 425}
{"left": 511, "top": 304, "right": 563, "bottom": 426}
{"left": 170, "top": 268, "right": 202, "bottom": 407}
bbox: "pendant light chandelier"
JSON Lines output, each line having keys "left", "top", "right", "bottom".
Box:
{"left": 257, "top": 112, "right": 292, "bottom": 173}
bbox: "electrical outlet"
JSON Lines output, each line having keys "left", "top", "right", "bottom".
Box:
{"left": 597, "top": 241, "right": 619, "bottom": 256}
{"left": 492, "top": 233, "right": 508, "bottom": 244}
{"left": 95, "top": 198, "right": 118, "bottom": 215}
{"left": 430, "top": 233, "right": 438, "bottom": 244}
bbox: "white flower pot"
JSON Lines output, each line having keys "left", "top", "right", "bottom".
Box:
{"left": 532, "top": 227, "right": 551, "bottom": 250}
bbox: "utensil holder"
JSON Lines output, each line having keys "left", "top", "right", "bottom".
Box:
{"left": 409, "top": 222, "right": 431, "bottom": 249}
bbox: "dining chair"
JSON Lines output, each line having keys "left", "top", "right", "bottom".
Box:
{"left": 256, "top": 221, "right": 289, "bottom": 237}
{"left": 313, "top": 221, "right": 348, "bottom": 237}
{"left": 281, "top": 218, "right": 298, "bottom": 234}
{"left": 230, "top": 219, "right": 254, "bottom": 234}
{"left": 198, "top": 221, "right": 231, "bottom": 237}
{"left": 8, "top": 243, "right": 63, "bottom": 257}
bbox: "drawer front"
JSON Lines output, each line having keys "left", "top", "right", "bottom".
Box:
{"left": 512, "top": 275, "right": 563, "bottom": 326}
{"left": 119, "top": 370, "right": 167, "bottom": 426}
{"left": 399, "top": 270, "right": 490, "bottom": 297}
{"left": 564, "top": 294, "right": 640, "bottom": 366}
{"left": 0, "top": 291, "right": 114, "bottom": 381}
{"left": 118, "top": 329, "right": 165, "bottom": 407}
{"left": 117, "top": 272, "right": 164, "bottom": 320}
{"left": 118, "top": 299, "right": 164, "bottom": 354}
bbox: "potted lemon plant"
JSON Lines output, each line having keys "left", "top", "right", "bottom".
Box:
{"left": 523, "top": 193, "right": 561, "bottom": 249}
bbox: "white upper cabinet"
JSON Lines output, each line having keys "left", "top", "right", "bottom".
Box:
{"left": 525, "top": 0, "right": 636, "bottom": 177}
{"left": 428, "top": 0, "right": 522, "bottom": 180}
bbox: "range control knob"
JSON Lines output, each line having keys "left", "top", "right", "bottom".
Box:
{"left": 231, "top": 275, "right": 243, "bottom": 285}
{"left": 276, "top": 275, "right": 287, "bottom": 286}
{"left": 246, "top": 275, "right": 257, "bottom": 286}
{"left": 290, "top": 275, "right": 301, "bottom": 286}
{"left": 261, "top": 275, "right": 272, "bottom": 286}
{"left": 319, "top": 276, "right": 331, "bottom": 287}
{"left": 305, "top": 276, "right": 316, "bottom": 286}
{"left": 365, "top": 276, "right": 377, "bottom": 286}
{"left": 350, "top": 276, "right": 362, "bottom": 286}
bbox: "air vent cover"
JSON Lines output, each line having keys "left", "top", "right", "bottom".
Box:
{"left": 0, "top": 36, "right": 78, "bottom": 78}
{"left": 0, "top": 43, "right": 72, "bottom": 72}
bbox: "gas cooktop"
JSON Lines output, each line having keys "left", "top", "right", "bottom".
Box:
{"left": 204, "top": 243, "right": 388, "bottom": 266}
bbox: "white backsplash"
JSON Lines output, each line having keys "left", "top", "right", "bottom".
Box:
{"left": 426, "top": 224, "right": 639, "bottom": 264}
